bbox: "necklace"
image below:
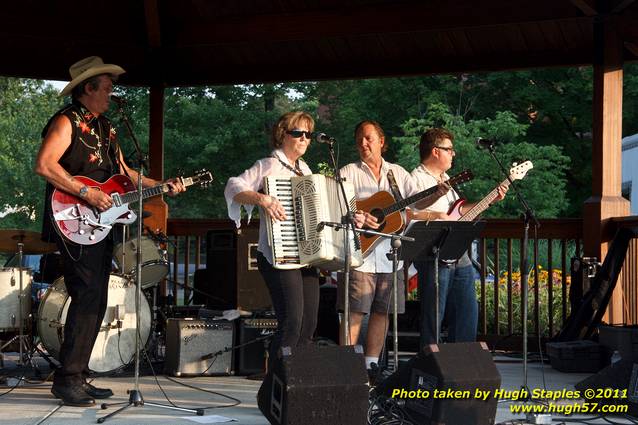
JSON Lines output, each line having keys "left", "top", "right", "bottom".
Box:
{"left": 272, "top": 154, "right": 303, "bottom": 176}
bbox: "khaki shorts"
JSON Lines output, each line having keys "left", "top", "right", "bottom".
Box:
{"left": 337, "top": 270, "right": 405, "bottom": 314}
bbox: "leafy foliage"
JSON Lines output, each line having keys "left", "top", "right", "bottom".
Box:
{"left": 0, "top": 79, "right": 61, "bottom": 229}
{"left": 1, "top": 63, "right": 635, "bottom": 228}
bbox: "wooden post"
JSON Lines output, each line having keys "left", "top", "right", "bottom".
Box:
{"left": 583, "top": 16, "right": 630, "bottom": 324}
{"left": 143, "top": 84, "right": 168, "bottom": 235}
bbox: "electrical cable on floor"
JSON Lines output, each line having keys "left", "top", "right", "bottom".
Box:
{"left": 136, "top": 329, "right": 241, "bottom": 411}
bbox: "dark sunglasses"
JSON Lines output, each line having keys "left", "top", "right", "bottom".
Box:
{"left": 286, "top": 130, "right": 312, "bottom": 139}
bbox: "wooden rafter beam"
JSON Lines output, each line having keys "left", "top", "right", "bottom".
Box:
{"left": 571, "top": 0, "right": 597, "bottom": 16}
{"left": 612, "top": 0, "right": 636, "bottom": 14}
{"left": 144, "top": 0, "right": 162, "bottom": 48}
{"left": 168, "top": 1, "right": 586, "bottom": 47}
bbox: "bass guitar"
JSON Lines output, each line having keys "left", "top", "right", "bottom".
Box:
{"left": 447, "top": 161, "right": 533, "bottom": 221}
{"left": 52, "top": 170, "right": 213, "bottom": 245}
{"left": 356, "top": 170, "right": 473, "bottom": 255}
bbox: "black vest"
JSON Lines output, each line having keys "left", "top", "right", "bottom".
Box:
{"left": 41, "top": 100, "right": 120, "bottom": 241}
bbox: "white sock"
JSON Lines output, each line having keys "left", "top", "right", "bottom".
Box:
{"left": 365, "top": 356, "right": 379, "bottom": 369}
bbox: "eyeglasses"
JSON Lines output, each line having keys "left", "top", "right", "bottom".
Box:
{"left": 286, "top": 130, "right": 312, "bottom": 139}
{"left": 435, "top": 146, "right": 455, "bottom": 154}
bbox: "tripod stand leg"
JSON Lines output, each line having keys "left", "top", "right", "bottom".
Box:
{"left": 97, "top": 401, "right": 134, "bottom": 423}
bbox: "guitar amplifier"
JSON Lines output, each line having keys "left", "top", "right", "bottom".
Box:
{"left": 235, "top": 317, "right": 278, "bottom": 376}
{"left": 165, "top": 318, "right": 234, "bottom": 376}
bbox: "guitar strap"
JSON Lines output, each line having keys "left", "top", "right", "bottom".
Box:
{"left": 387, "top": 169, "right": 404, "bottom": 201}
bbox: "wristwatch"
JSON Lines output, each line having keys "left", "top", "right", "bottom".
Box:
{"left": 79, "top": 185, "right": 89, "bottom": 198}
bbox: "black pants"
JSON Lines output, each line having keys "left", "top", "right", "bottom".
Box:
{"left": 54, "top": 237, "right": 113, "bottom": 387}
{"left": 256, "top": 251, "right": 319, "bottom": 367}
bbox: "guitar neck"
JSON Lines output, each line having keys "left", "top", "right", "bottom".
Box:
{"left": 118, "top": 182, "right": 172, "bottom": 205}
{"left": 383, "top": 185, "right": 439, "bottom": 215}
{"left": 458, "top": 178, "right": 511, "bottom": 222}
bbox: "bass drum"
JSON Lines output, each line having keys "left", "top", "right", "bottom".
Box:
{"left": 37, "top": 274, "right": 151, "bottom": 373}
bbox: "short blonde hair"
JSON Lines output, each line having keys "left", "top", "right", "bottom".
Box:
{"left": 271, "top": 111, "right": 315, "bottom": 148}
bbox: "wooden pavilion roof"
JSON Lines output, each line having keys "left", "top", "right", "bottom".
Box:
{"left": 1, "top": 0, "right": 637, "bottom": 86}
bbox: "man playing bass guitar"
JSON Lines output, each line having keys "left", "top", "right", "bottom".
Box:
{"left": 410, "top": 128, "right": 508, "bottom": 347}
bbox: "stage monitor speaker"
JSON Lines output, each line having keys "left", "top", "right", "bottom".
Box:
{"left": 164, "top": 318, "right": 234, "bottom": 376}
{"left": 258, "top": 345, "right": 368, "bottom": 425}
{"left": 375, "top": 342, "right": 501, "bottom": 425}
{"left": 197, "top": 227, "right": 271, "bottom": 311}
{"left": 575, "top": 358, "right": 638, "bottom": 417}
{"left": 235, "top": 317, "right": 278, "bottom": 376}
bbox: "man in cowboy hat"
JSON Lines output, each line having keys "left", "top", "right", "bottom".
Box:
{"left": 34, "top": 56, "right": 185, "bottom": 406}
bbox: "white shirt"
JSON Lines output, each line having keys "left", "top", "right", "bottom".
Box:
{"left": 340, "top": 159, "right": 419, "bottom": 273}
{"left": 411, "top": 164, "right": 471, "bottom": 266}
{"left": 224, "top": 149, "right": 312, "bottom": 265}
{"left": 410, "top": 164, "right": 461, "bottom": 212}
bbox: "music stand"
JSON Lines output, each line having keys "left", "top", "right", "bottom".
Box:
{"left": 402, "top": 220, "right": 485, "bottom": 344}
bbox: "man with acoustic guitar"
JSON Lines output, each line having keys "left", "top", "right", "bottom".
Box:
{"left": 34, "top": 56, "right": 185, "bottom": 406}
{"left": 338, "top": 120, "right": 449, "bottom": 376}
{"left": 410, "top": 128, "right": 507, "bottom": 347}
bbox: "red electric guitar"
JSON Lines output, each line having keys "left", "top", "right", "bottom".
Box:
{"left": 51, "top": 170, "right": 213, "bottom": 245}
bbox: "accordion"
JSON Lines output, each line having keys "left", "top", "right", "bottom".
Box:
{"left": 263, "top": 174, "right": 363, "bottom": 270}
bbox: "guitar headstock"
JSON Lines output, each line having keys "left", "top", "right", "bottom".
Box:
{"left": 181, "top": 169, "right": 214, "bottom": 188}
{"left": 509, "top": 161, "right": 533, "bottom": 180}
{"left": 449, "top": 169, "right": 474, "bottom": 186}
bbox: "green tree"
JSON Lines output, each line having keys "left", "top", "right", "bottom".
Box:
{"left": 395, "top": 103, "right": 570, "bottom": 218}
{"left": 0, "top": 78, "right": 61, "bottom": 229}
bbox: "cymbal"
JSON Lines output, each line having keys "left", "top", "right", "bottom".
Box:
{"left": 0, "top": 229, "right": 57, "bottom": 254}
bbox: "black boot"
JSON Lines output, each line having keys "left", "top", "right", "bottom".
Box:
{"left": 51, "top": 384, "right": 95, "bottom": 407}
{"left": 82, "top": 382, "right": 113, "bottom": 399}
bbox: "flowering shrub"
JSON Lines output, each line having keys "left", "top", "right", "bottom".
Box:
{"left": 477, "top": 265, "right": 571, "bottom": 336}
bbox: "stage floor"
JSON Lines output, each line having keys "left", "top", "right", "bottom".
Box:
{"left": 0, "top": 352, "right": 635, "bottom": 425}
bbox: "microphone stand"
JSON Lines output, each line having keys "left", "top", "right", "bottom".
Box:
{"left": 321, "top": 138, "right": 414, "bottom": 370}
{"left": 319, "top": 222, "right": 413, "bottom": 370}
{"left": 323, "top": 139, "right": 360, "bottom": 346}
{"left": 99, "top": 100, "right": 202, "bottom": 422}
{"left": 482, "top": 142, "right": 539, "bottom": 400}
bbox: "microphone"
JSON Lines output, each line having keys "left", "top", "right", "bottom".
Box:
{"left": 313, "top": 132, "right": 336, "bottom": 144}
{"left": 110, "top": 95, "right": 127, "bottom": 106}
{"left": 476, "top": 137, "right": 496, "bottom": 149}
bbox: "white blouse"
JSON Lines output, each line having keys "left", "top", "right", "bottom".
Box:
{"left": 224, "top": 149, "right": 312, "bottom": 265}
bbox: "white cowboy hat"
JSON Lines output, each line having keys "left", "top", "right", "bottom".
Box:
{"left": 59, "top": 56, "right": 125, "bottom": 97}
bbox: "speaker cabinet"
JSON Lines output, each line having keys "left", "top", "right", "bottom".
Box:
{"left": 196, "top": 227, "right": 271, "bottom": 311}
{"left": 235, "top": 317, "right": 278, "bottom": 376}
{"left": 376, "top": 342, "right": 501, "bottom": 425}
{"left": 164, "top": 318, "right": 234, "bottom": 376}
{"left": 258, "top": 345, "right": 368, "bottom": 425}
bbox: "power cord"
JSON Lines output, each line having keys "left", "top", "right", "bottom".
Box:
{"left": 131, "top": 328, "right": 242, "bottom": 411}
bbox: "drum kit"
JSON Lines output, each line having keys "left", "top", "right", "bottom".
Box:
{"left": 0, "top": 227, "right": 169, "bottom": 374}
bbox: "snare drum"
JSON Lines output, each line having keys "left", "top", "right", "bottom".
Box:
{"left": 37, "top": 274, "right": 152, "bottom": 373}
{"left": 0, "top": 268, "right": 32, "bottom": 331}
{"left": 113, "top": 236, "right": 169, "bottom": 288}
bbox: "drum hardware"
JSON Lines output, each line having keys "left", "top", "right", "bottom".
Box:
{"left": 0, "top": 231, "right": 45, "bottom": 366}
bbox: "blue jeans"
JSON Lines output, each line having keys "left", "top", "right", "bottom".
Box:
{"left": 414, "top": 259, "right": 477, "bottom": 347}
